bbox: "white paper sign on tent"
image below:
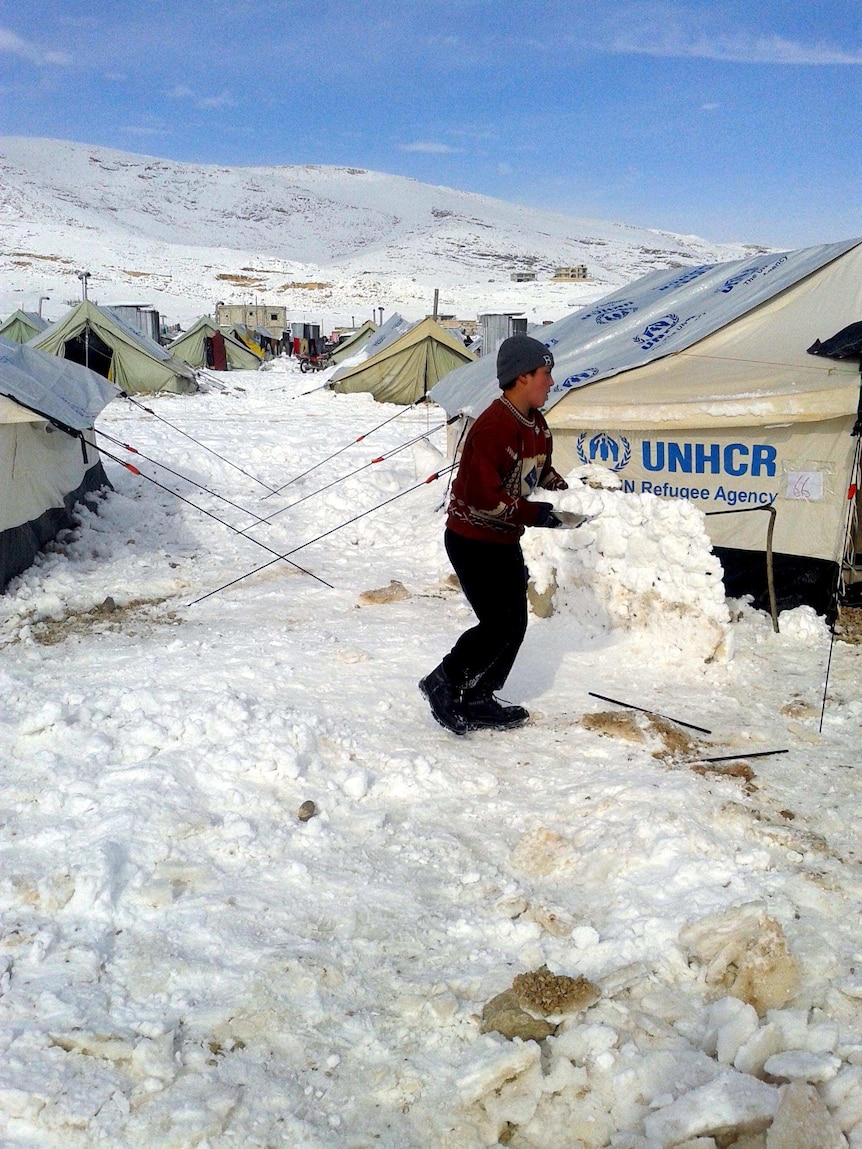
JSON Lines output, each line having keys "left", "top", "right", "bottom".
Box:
{"left": 785, "top": 471, "right": 825, "bottom": 500}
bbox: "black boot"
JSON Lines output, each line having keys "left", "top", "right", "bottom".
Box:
{"left": 461, "top": 692, "right": 529, "bottom": 731}
{"left": 419, "top": 665, "right": 468, "bottom": 736}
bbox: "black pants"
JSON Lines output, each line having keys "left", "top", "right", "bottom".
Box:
{"left": 440, "top": 529, "right": 528, "bottom": 697}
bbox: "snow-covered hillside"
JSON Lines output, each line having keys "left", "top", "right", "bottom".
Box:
{"left": 0, "top": 136, "right": 767, "bottom": 330}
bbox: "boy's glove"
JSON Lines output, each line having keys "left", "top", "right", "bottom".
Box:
{"left": 537, "top": 508, "right": 596, "bottom": 529}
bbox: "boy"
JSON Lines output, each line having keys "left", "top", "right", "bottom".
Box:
{"left": 420, "top": 334, "right": 589, "bottom": 735}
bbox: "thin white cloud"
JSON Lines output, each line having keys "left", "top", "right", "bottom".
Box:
{"left": 400, "top": 141, "right": 459, "bottom": 154}
{"left": 197, "top": 92, "right": 234, "bottom": 109}
{"left": 0, "top": 26, "right": 71, "bottom": 66}
{"left": 605, "top": 25, "right": 862, "bottom": 65}
{"left": 167, "top": 85, "right": 234, "bottom": 109}
{"left": 700, "top": 102, "right": 720, "bottom": 111}
{"left": 120, "top": 125, "right": 171, "bottom": 137}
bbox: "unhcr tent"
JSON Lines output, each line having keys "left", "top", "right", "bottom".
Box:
{"left": 329, "top": 321, "right": 378, "bottom": 365}
{"left": 0, "top": 336, "right": 115, "bottom": 592}
{"left": 30, "top": 301, "right": 197, "bottom": 395}
{"left": 430, "top": 239, "right": 862, "bottom": 612}
{"left": 169, "top": 317, "right": 262, "bottom": 371}
{"left": 331, "top": 317, "right": 475, "bottom": 405}
{"left": 0, "top": 310, "right": 48, "bottom": 344}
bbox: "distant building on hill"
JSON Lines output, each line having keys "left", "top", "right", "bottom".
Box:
{"left": 217, "top": 303, "right": 287, "bottom": 338}
{"left": 510, "top": 271, "right": 537, "bottom": 282}
{"left": 552, "top": 265, "right": 589, "bottom": 281}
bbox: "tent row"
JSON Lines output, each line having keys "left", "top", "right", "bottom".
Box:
{"left": 430, "top": 237, "right": 862, "bottom": 613}
{"left": 0, "top": 302, "right": 289, "bottom": 591}
{"left": 0, "top": 304, "right": 277, "bottom": 392}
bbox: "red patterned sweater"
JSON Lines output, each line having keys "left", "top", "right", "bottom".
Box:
{"left": 446, "top": 395, "right": 568, "bottom": 544}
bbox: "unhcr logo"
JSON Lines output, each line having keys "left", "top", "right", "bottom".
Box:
{"left": 576, "top": 431, "right": 631, "bottom": 472}
{"left": 659, "top": 266, "right": 711, "bottom": 292}
{"left": 557, "top": 366, "right": 599, "bottom": 390}
{"left": 582, "top": 300, "right": 637, "bottom": 324}
{"left": 633, "top": 314, "right": 679, "bottom": 351}
{"left": 718, "top": 255, "right": 789, "bottom": 294}
{"left": 718, "top": 266, "right": 761, "bottom": 294}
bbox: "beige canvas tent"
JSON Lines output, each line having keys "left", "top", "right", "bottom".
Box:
{"left": 169, "top": 317, "right": 262, "bottom": 371}
{"left": 30, "top": 301, "right": 197, "bottom": 394}
{"left": 430, "top": 239, "right": 862, "bottom": 612}
{"left": 0, "top": 336, "right": 115, "bottom": 591}
{"left": 329, "top": 321, "right": 378, "bottom": 365}
{"left": 331, "top": 317, "right": 474, "bottom": 405}
{"left": 0, "top": 310, "right": 48, "bottom": 344}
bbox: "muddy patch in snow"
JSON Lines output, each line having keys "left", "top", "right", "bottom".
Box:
{"left": 581, "top": 708, "right": 698, "bottom": 759}
{"left": 24, "top": 596, "right": 180, "bottom": 645}
{"left": 836, "top": 605, "right": 862, "bottom": 644}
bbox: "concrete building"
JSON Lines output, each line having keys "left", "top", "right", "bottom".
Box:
{"left": 552, "top": 265, "right": 589, "bottom": 281}
{"left": 216, "top": 303, "right": 288, "bottom": 338}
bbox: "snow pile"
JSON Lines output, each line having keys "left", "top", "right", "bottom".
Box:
{"left": 522, "top": 469, "right": 731, "bottom": 661}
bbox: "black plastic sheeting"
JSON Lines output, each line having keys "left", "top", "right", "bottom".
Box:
{"left": 0, "top": 461, "right": 112, "bottom": 593}
{"left": 807, "top": 321, "right": 862, "bottom": 360}
{"left": 715, "top": 546, "right": 838, "bottom": 617}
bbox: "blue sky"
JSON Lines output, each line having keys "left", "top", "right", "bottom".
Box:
{"left": 1, "top": 0, "right": 859, "bottom": 248}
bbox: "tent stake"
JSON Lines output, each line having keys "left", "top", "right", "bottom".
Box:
{"left": 818, "top": 619, "right": 838, "bottom": 733}
{"left": 686, "top": 749, "right": 788, "bottom": 764}
{"left": 587, "top": 692, "right": 712, "bottom": 734}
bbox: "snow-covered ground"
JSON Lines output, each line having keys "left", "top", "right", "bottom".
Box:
{"left": 1, "top": 357, "right": 861, "bottom": 1148}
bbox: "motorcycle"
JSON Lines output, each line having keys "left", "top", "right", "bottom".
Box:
{"left": 298, "top": 351, "right": 332, "bottom": 373}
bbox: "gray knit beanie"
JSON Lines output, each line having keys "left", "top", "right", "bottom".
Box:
{"left": 496, "top": 335, "right": 555, "bottom": 389}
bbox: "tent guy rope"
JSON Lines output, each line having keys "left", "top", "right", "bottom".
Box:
{"left": 238, "top": 422, "right": 449, "bottom": 535}
{"left": 189, "top": 464, "right": 456, "bottom": 606}
{"left": 121, "top": 393, "right": 279, "bottom": 494}
{"left": 260, "top": 399, "right": 434, "bottom": 500}
{"left": 95, "top": 429, "right": 270, "bottom": 526}
{"left": 97, "top": 444, "right": 334, "bottom": 589}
